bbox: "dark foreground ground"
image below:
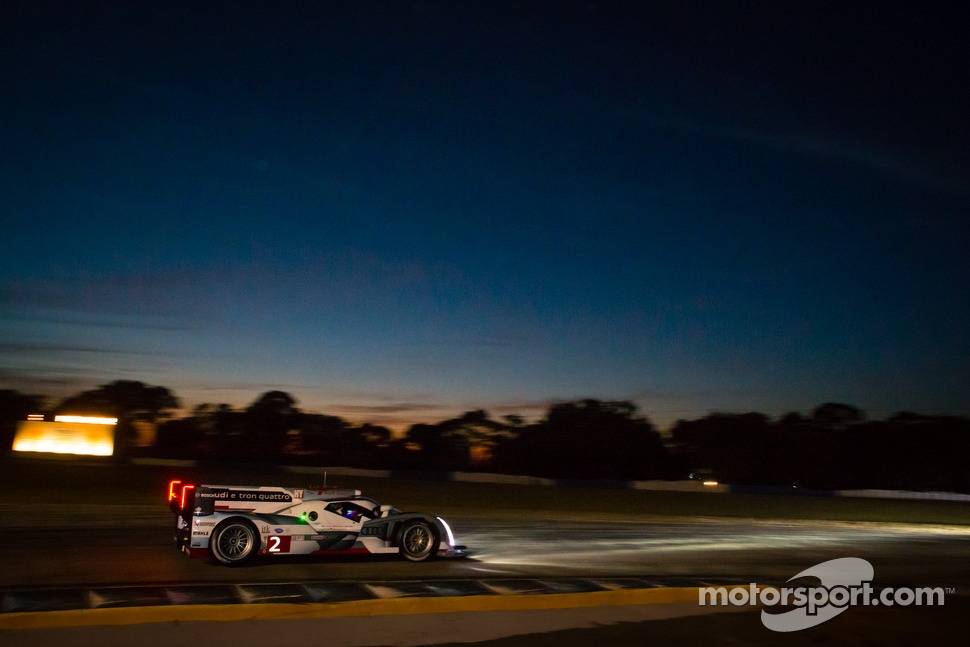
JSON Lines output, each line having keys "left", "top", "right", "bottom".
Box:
{"left": 454, "top": 601, "right": 967, "bottom": 647}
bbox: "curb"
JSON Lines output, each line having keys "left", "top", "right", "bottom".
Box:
{"left": 0, "top": 580, "right": 750, "bottom": 631}
{"left": 0, "top": 587, "right": 709, "bottom": 630}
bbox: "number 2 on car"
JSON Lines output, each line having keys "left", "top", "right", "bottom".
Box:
{"left": 266, "top": 535, "right": 291, "bottom": 554}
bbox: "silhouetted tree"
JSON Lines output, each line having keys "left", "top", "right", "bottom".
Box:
{"left": 779, "top": 411, "right": 806, "bottom": 426}
{"left": 247, "top": 390, "right": 297, "bottom": 417}
{"left": 241, "top": 391, "right": 300, "bottom": 462}
{"left": 510, "top": 400, "right": 667, "bottom": 480}
{"left": 342, "top": 423, "right": 393, "bottom": 468}
{"left": 670, "top": 412, "right": 771, "bottom": 484}
{"left": 155, "top": 417, "right": 199, "bottom": 459}
{"left": 358, "top": 423, "right": 391, "bottom": 447}
{"left": 157, "top": 402, "right": 239, "bottom": 458}
{"left": 812, "top": 402, "right": 865, "bottom": 429}
{"left": 54, "top": 380, "right": 180, "bottom": 456}
{"left": 16, "top": 377, "right": 970, "bottom": 491}
{"left": 438, "top": 410, "right": 510, "bottom": 470}
{"left": 296, "top": 412, "right": 349, "bottom": 463}
{"left": 402, "top": 423, "right": 449, "bottom": 470}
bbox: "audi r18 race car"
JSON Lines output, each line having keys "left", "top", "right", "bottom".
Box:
{"left": 167, "top": 480, "right": 466, "bottom": 565}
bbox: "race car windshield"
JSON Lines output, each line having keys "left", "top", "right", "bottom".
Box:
{"left": 325, "top": 502, "right": 374, "bottom": 521}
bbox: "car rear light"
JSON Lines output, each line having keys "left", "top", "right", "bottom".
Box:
{"left": 168, "top": 479, "right": 182, "bottom": 503}
{"left": 180, "top": 484, "right": 195, "bottom": 510}
{"left": 168, "top": 479, "right": 195, "bottom": 511}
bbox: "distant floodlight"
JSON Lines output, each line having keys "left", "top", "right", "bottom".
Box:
{"left": 13, "top": 418, "right": 116, "bottom": 456}
{"left": 53, "top": 415, "right": 118, "bottom": 425}
{"left": 702, "top": 480, "right": 719, "bottom": 486}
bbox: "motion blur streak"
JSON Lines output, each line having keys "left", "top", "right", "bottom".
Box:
{"left": 466, "top": 519, "right": 970, "bottom": 574}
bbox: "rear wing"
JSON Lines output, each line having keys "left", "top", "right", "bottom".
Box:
{"left": 167, "top": 479, "right": 362, "bottom": 517}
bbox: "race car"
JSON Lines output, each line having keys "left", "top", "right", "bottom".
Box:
{"left": 167, "top": 480, "right": 466, "bottom": 565}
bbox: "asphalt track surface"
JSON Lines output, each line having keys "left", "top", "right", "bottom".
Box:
{"left": 3, "top": 510, "right": 970, "bottom": 590}
{"left": 2, "top": 458, "right": 969, "bottom": 644}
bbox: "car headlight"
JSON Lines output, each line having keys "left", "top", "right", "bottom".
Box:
{"left": 436, "top": 516, "right": 456, "bottom": 547}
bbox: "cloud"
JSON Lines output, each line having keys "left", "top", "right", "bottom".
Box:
{"left": 0, "top": 277, "right": 190, "bottom": 328}
{"left": 596, "top": 101, "right": 966, "bottom": 197}
{"left": 0, "top": 342, "right": 165, "bottom": 356}
{"left": 327, "top": 402, "right": 445, "bottom": 416}
{"left": 725, "top": 126, "right": 967, "bottom": 196}
{"left": 2, "top": 312, "right": 188, "bottom": 332}
{"left": 0, "top": 368, "right": 91, "bottom": 390}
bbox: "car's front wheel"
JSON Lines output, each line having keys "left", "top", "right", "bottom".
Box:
{"left": 210, "top": 518, "right": 259, "bottom": 565}
{"left": 399, "top": 520, "right": 438, "bottom": 562}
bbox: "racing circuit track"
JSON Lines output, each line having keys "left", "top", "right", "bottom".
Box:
{"left": 2, "top": 458, "right": 969, "bottom": 597}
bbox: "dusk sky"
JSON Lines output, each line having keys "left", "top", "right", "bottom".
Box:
{"left": 2, "top": 1, "right": 968, "bottom": 430}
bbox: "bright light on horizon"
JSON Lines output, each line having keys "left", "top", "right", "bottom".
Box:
{"left": 53, "top": 415, "right": 118, "bottom": 425}
{"left": 13, "top": 419, "right": 116, "bottom": 456}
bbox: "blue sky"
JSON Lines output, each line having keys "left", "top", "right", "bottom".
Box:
{"left": 2, "top": 1, "right": 968, "bottom": 430}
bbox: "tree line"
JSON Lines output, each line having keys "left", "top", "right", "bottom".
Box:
{"left": 2, "top": 381, "right": 968, "bottom": 491}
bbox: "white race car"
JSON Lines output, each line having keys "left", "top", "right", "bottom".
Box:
{"left": 167, "top": 480, "right": 466, "bottom": 566}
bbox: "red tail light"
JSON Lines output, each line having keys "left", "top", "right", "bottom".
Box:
{"left": 180, "top": 484, "right": 195, "bottom": 510}
{"left": 168, "top": 479, "right": 181, "bottom": 502}
{"left": 168, "top": 479, "right": 195, "bottom": 511}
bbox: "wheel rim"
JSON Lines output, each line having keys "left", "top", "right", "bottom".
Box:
{"left": 218, "top": 524, "right": 254, "bottom": 561}
{"left": 403, "top": 524, "right": 432, "bottom": 557}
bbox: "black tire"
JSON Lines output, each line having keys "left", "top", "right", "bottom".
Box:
{"left": 399, "top": 520, "right": 438, "bottom": 562}
{"left": 174, "top": 527, "right": 189, "bottom": 551}
{"left": 210, "top": 518, "right": 259, "bottom": 565}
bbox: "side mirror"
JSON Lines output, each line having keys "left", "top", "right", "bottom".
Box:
{"left": 377, "top": 505, "right": 396, "bottom": 518}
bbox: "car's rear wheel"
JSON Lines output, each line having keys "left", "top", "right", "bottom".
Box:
{"left": 399, "top": 520, "right": 438, "bottom": 562}
{"left": 210, "top": 518, "right": 259, "bottom": 565}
